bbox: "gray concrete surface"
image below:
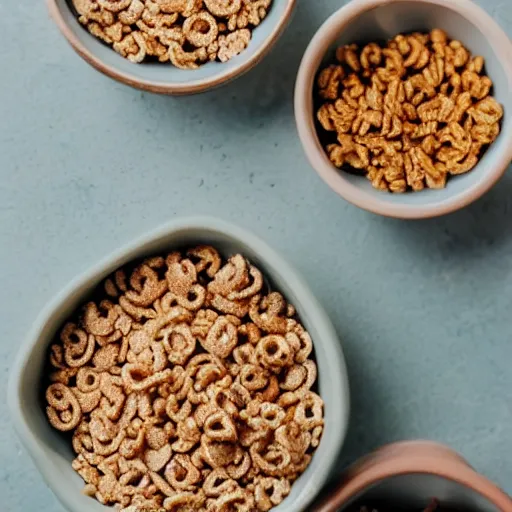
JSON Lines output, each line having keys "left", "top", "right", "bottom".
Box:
{"left": 1, "top": 1, "right": 511, "bottom": 510}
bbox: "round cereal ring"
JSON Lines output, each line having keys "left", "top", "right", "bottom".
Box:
{"left": 161, "top": 323, "right": 196, "bottom": 365}
{"left": 72, "top": 387, "right": 102, "bottom": 414}
{"left": 256, "top": 335, "right": 293, "bottom": 370}
{"left": 257, "top": 402, "right": 285, "bottom": 430}
{"left": 226, "top": 449, "right": 251, "bottom": 480}
{"left": 119, "top": 422, "right": 145, "bottom": 459}
{"left": 83, "top": 301, "right": 120, "bottom": 337}
{"left": 250, "top": 442, "right": 291, "bottom": 477}
{"left": 61, "top": 323, "right": 97, "bottom": 368}
{"left": 249, "top": 293, "right": 288, "bottom": 334}
{"left": 46, "top": 383, "right": 82, "bottom": 431}
{"left": 294, "top": 391, "right": 324, "bottom": 430}
{"left": 232, "top": 343, "right": 255, "bottom": 365}
{"left": 187, "top": 245, "right": 222, "bottom": 277}
{"left": 274, "top": 421, "right": 311, "bottom": 459}
{"left": 208, "top": 254, "right": 249, "bottom": 297}
{"left": 204, "top": 0, "right": 242, "bottom": 17}
{"left": 50, "top": 367, "right": 79, "bottom": 386}
{"left": 164, "top": 454, "right": 201, "bottom": 490}
{"left": 163, "top": 490, "right": 205, "bottom": 511}
{"left": 279, "top": 364, "right": 307, "bottom": 392}
{"left": 168, "top": 41, "right": 207, "bottom": 70}
{"left": 227, "top": 265, "right": 263, "bottom": 300}
{"left": 49, "top": 344, "right": 65, "bottom": 369}
{"left": 183, "top": 12, "right": 219, "bottom": 48}
{"left": 203, "top": 410, "right": 238, "bottom": 442}
{"left": 255, "top": 477, "right": 291, "bottom": 510}
{"left": 122, "top": 363, "right": 173, "bottom": 392}
{"left": 125, "top": 262, "right": 168, "bottom": 307}
{"left": 99, "top": 373, "right": 127, "bottom": 420}
{"left": 200, "top": 316, "right": 238, "bottom": 359}
{"left": 238, "top": 322, "right": 261, "bottom": 345}
{"left": 238, "top": 364, "right": 268, "bottom": 391}
{"left": 213, "top": 488, "right": 254, "bottom": 512}
{"left": 97, "top": 0, "right": 132, "bottom": 12}
{"left": 204, "top": 468, "right": 238, "bottom": 497}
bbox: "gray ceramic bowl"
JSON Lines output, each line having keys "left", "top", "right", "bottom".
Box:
{"left": 295, "top": 0, "right": 512, "bottom": 219}
{"left": 8, "top": 216, "right": 350, "bottom": 512}
{"left": 48, "top": 0, "right": 296, "bottom": 94}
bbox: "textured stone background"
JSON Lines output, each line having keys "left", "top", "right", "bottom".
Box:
{"left": 0, "top": 1, "right": 511, "bottom": 510}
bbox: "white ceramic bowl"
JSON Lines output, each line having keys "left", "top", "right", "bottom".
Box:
{"left": 295, "top": 0, "right": 512, "bottom": 219}
{"left": 48, "top": 0, "right": 296, "bottom": 94}
{"left": 8, "top": 216, "right": 350, "bottom": 512}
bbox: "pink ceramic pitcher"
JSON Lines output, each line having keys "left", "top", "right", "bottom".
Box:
{"left": 312, "top": 441, "right": 512, "bottom": 512}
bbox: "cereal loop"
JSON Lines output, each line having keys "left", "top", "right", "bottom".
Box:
{"left": 46, "top": 383, "right": 83, "bottom": 431}
{"left": 184, "top": 11, "right": 219, "bottom": 48}
{"left": 204, "top": 0, "right": 242, "bottom": 17}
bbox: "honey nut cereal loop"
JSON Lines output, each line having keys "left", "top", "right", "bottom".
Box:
{"left": 315, "top": 29, "right": 503, "bottom": 193}
{"left": 44, "top": 245, "right": 324, "bottom": 510}
{"left": 71, "top": 0, "right": 274, "bottom": 68}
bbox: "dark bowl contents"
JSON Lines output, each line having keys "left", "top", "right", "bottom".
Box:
{"left": 352, "top": 499, "right": 464, "bottom": 512}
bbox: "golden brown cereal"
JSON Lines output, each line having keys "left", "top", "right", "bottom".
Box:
{"left": 315, "top": 29, "right": 503, "bottom": 192}
{"left": 44, "top": 246, "right": 324, "bottom": 510}
{"left": 71, "top": 0, "right": 273, "bottom": 67}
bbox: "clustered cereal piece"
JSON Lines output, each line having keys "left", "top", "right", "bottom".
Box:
{"left": 45, "top": 246, "right": 323, "bottom": 511}
{"left": 72, "top": 0, "right": 273, "bottom": 68}
{"left": 315, "top": 29, "right": 504, "bottom": 192}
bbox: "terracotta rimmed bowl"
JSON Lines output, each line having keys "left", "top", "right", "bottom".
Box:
{"left": 294, "top": 0, "right": 512, "bottom": 219}
{"left": 7, "top": 216, "right": 349, "bottom": 512}
{"left": 47, "top": 0, "right": 296, "bottom": 95}
{"left": 312, "top": 441, "right": 512, "bottom": 511}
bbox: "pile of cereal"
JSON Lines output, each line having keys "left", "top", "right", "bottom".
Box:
{"left": 44, "top": 246, "right": 323, "bottom": 511}
{"left": 71, "top": 0, "right": 272, "bottom": 68}
{"left": 315, "top": 29, "right": 504, "bottom": 192}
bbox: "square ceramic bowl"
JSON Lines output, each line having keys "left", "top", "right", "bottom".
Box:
{"left": 295, "top": 0, "right": 512, "bottom": 219}
{"left": 48, "top": 0, "right": 296, "bottom": 94}
{"left": 8, "top": 216, "right": 350, "bottom": 512}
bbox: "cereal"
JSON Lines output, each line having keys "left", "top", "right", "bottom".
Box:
{"left": 71, "top": 0, "right": 273, "bottom": 67}
{"left": 44, "top": 246, "right": 324, "bottom": 511}
{"left": 315, "top": 30, "right": 504, "bottom": 192}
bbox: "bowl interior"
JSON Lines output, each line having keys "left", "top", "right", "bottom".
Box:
{"left": 302, "top": 0, "right": 512, "bottom": 212}
{"left": 53, "top": 0, "right": 292, "bottom": 87}
{"left": 11, "top": 221, "right": 349, "bottom": 512}
{"left": 339, "top": 474, "right": 500, "bottom": 511}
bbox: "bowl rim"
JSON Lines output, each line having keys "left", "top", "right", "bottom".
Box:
{"left": 311, "top": 441, "right": 512, "bottom": 512}
{"left": 7, "top": 215, "right": 350, "bottom": 512}
{"left": 294, "top": 0, "right": 512, "bottom": 219}
{"left": 47, "top": 0, "right": 297, "bottom": 95}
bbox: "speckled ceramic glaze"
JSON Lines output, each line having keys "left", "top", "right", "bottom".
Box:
{"left": 47, "top": 0, "right": 296, "bottom": 94}
{"left": 7, "top": 216, "right": 349, "bottom": 512}
{"left": 312, "top": 441, "right": 512, "bottom": 512}
{"left": 295, "top": 0, "right": 512, "bottom": 219}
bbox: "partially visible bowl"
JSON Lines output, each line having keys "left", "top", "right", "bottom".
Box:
{"left": 312, "top": 441, "right": 512, "bottom": 512}
{"left": 294, "top": 0, "right": 512, "bottom": 219}
{"left": 47, "top": 0, "right": 296, "bottom": 94}
{"left": 7, "top": 216, "right": 349, "bottom": 512}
